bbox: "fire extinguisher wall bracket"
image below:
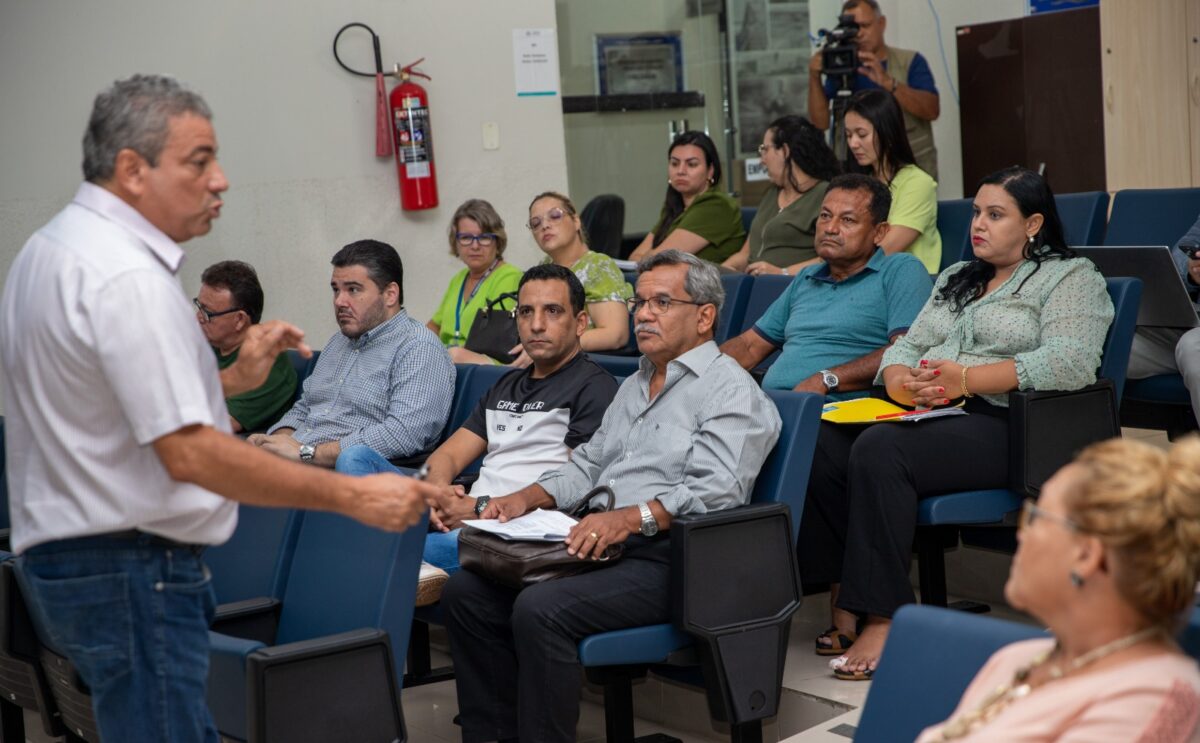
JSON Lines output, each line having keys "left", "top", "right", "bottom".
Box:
{"left": 390, "top": 59, "right": 439, "bottom": 210}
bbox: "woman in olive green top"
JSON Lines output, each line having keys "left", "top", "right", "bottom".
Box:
{"left": 723, "top": 115, "right": 842, "bottom": 276}
{"left": 629, "top": 130, "right": 745, "bottom": 264}
{"left": 427, "top": 199, "right": 523, "bottom": 365}
{"left": 522, "top": 191, "right": 632, "bottom": 367}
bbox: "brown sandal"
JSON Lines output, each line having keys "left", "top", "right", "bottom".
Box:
{"left": 815, "top": 626, "right": 857, "bottom": 656}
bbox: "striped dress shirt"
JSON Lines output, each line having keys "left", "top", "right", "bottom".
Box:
{"left": 271, "top": 309, "right": 454, "bottom": 458}
{"left": 538, "top": 341, "right": 781, "bottom": 515}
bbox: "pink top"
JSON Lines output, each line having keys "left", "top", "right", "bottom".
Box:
{"left": 916, "top": 638, "right": 1200, "bottom": 742}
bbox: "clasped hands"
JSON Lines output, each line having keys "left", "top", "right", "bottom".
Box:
{"left": 443, "top": 490, "right": 636, "bottom": 561}
{"left": 900, "top": 359, "right": 965, "bottom": 409}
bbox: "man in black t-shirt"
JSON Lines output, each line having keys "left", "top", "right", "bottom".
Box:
{"left": 420, "top": 264, "right": 617, "bottom": 575}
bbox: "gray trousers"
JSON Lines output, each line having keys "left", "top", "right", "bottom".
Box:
{"left": 1127, "top": 326, "right": 1200, "bottom": 422}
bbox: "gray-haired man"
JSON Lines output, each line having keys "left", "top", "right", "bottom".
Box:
{"left": 0, "top": 75, "right": 432, "bottom": 742}
{"left": 442, "top": 250, "right": 782, "bottom": 742}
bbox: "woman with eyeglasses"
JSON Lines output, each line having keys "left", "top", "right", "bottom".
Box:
{"left": 843, "top": 89, "right": 941, "bottom": 273}
{"left": 722, "top": 115, "right": 841, "bottom": 277}
{"left": 801, "top": 167, "right": 1112, "bottom": 682}
{"left": 628, "top": 130, "right": 745, "bottom": 265}
{"left": 917, "top": 436, "right": 1200, "bottom": 741}
{"left": 523, "top": 191, "right": 631, "bottom": 366}
{"left": 427, "top": 199, "right": 524, "bottom": 365}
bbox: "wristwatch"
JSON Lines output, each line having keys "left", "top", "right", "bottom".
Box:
{"left": 474, "top": 495, "right": 492, "bottom": 517}
{"left": 819, "top": 369, "right": 840, "bottom": 392}
{"left": 638, "top": 502, "right": 658, "bottom": 537}
{"left": 298, "top": 444, "right": 316, "bottom": 463}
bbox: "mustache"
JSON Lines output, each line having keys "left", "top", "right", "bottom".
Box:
{"left": 634, "top": 323, "right": 660, "bottom": 336}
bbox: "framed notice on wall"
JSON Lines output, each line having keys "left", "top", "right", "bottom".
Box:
{"left": 595, "top": 33, "right": 684, "bottom": 96}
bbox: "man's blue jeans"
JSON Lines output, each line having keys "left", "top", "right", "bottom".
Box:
{"left": 336, "top": 444, "right": 462, "bottom": 573}
{"left": 15, "top": 533, "right": 219, "bottom": 743}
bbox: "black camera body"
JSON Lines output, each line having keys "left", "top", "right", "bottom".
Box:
{"left": 1180, "top": 239, "right": 1200, "bottom": 260}
{"left": 820, "top": 14, "right": 860, "bottom": 81}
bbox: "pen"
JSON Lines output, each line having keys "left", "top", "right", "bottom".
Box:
{"left": 875, "top": 410, "right": 920, "bottom": 420}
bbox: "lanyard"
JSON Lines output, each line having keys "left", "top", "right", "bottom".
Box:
{"left": 453, "top": 259, "right": 500, "bottom": 340}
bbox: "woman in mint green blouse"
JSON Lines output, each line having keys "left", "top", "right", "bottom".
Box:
{"left": 629, "top": 130, "right": 745, "bottom": 265}
{"left": 801, "top": 168, "right": 1113, "bottom": 682}
{"left": 427, "top": 199, "right": 523, "bottom": 364}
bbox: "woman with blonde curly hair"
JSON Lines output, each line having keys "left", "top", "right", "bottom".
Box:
{"left": 918, "top": 436, "right": 1200, "bottom": 741}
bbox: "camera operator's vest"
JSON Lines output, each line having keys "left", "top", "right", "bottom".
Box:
{"left": 885, "top": 47, "right": 938, "bottom": 181}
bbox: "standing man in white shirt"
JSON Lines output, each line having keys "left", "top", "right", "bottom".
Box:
{"left": 0, "top": 74, "right": 433, "bottom": 742}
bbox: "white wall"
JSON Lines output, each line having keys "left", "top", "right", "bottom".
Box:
{"left": 0, "top": 0, "right": 567, "bottom": 349}
{"left": 811, "top": 0, "right": 1027, "bottom": 198}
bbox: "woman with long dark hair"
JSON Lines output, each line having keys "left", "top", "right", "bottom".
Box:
{"left": 843, "top": 88, "right": 941, "bottom": 272}
{"left": 629, "top": 131, "right": 745, "bottom": 264}
{"left": 801, "top": 167, "right": 1113, "bottom": 681}
{"left": 723, "top": 115, "right": 842, "bottom": 276}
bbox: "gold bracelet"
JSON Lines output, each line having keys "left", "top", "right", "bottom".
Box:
{"left": 961, "top": 366, "right": 974, "bottom": 398}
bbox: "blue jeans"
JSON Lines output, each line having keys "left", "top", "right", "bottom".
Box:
{"left": 15, "top": 533, "right": 219, "bottom": 743}
{"left": 337, "top": 445, "right": 462, "bottom": 573}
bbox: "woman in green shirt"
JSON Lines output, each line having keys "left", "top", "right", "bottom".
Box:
{"left": 523, "top": 191, "right": 632, "bottom": 367}
{"left": 844, "top": 89, "right": 941, "bottom": 273}
{"left": 802, "top": 168, "right": 1112, "bottom": 681}
{"left": 722, "top": 115, "right": 841, "bottom": 277}
{"left": 427, "top": 199, "right": 523, "bottom": 365}
{"left": 629, "top": 131, "right": 745, "bottom": 265}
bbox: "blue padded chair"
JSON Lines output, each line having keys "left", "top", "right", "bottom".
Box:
{"left": 717, "top": 273, "right": 752, "bottom": 345}
{"left": 206, "top": 509, "right": 428, "bottom": 743}
{"left": 1055, "top": 191, "right": 1109, "bottom": 246}
{"left": 853, "top": 605, "right": 1043, "bottom": 742}
{"left": 735, "top": 274, "right": 793, "bottom": 374}
{"left": 915, "top": 277, "right": 1142, "bottom": 607}
{"left": 286, "top": 348, "right": 319, "bottom": 405}
{"left": 937, "top": 198, "right": 974, "bottom": 274}
{"left": 740, "top": 206, "right": 756, "bottom": 235}
{"left": 1122, "top": 374, "right": 1198, "bottom": 439}
{"left": 1103, "top": 187, "right": 1200, "bottom": 247}
{"left": 577, "top": 389, "right": 824, "bottom": 743}
{"left": 206, "top": 506, "right": 304, "bottom": 607}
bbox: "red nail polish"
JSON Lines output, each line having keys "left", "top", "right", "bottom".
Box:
{"left": 938, "top": 387, "right": 945, "bottom": 394}
{"left": 933, "top": 369, "right": 941, "bottom": 376}
{"left": 943, "top": 398, "right": 951, "bottom": 405}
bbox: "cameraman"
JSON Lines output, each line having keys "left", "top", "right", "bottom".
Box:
{"left": 1127, "top": 212, "right": 1200, "bottom": 426}
{"left": 808, "top": 0, "right": 940, "bottom": 179}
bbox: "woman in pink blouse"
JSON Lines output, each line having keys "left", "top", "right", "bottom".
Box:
{"left": 918, "top": 437, "right": 1200, "bottom": 742}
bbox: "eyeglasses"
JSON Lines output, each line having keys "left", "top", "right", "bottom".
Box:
{"left": 193, "top": 298, "right": 242, "bottom": 324}
{"left": 1018, "top": 499, "right": 1081, "bottom": 532}
{"left": 625, "top": 296, "right": 706, "bottom": 315}
{"left": 528, "top": 207, "right": 567, "bottom": 231}
{"left": 456, "top": 232, "right": 498, "bottom": 247}
{"left": 756, "top": 143, "right": 777, "bottom": 156}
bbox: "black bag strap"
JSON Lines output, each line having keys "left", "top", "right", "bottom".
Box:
{"left": 570, "top": 485, "right": 615, "bottom": 518}
{"left": 483, "top": 292, "right": 518, "bottom": 314}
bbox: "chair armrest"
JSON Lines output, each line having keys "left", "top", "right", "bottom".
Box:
{"left": 1007, "top": 380, "right": 1118, "bottom": 497}
{"left": 245, "top": 628, "right": 405, "bottom": 743}
{"left": 211, "top": 597, "right": 281, "bottom": 645}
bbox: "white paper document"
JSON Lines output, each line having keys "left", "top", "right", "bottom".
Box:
{"left": 512, "top": 29, "right": 560, "bottom": 97}
{"left": 462, "top": 508, "right": 578, "bottom": 542}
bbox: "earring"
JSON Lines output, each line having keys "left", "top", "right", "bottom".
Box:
{"left": 1028, "top": 234, "right": 1035, "bottom": 244}
{"left": 1070, "top": 571, "right": 1084, "bottom": 588}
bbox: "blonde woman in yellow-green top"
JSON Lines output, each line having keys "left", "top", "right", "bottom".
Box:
{"left": 427, "top": 199, "right": 523, "bottom": 365}
{"left": 843, "top": 89, "right": 941, "bottom": 273}
{"left": 522, "top": 191, "right": 632, "bottom": 368}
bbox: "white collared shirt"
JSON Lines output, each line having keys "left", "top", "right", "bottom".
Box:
{"left": 0, "top": 182, "right": 237, "bottom": 553}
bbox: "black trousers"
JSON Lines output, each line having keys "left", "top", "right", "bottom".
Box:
{"left": 798, "top": 405, "right": 1009, "bottom": 619}
{"left": 442, "top": 537, "right": 671, "bottom": 743}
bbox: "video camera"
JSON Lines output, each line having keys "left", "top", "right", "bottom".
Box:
{"left": 818, "top": 14, "right": 860, "bottom": 83}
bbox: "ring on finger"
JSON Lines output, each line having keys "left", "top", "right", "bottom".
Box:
{"left": 589, "top": 531, "right": 599, "bottom": 540}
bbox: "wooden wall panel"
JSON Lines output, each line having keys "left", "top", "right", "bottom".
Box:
{"left": 1189, "top": 0, "right": 1200, "bottom": 185}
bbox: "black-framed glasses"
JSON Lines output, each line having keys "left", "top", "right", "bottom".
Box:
{"left": 1018, "top": 499, "right": 1081, "bottom": 532}
{"left": 193, "top": 297, "right": 242, "bottom": 324}
{"left": 527, "top": 207, "right": 567, "bottom": 231}
{"left": 625, "top": 296, "right": 706, "bottom": 315}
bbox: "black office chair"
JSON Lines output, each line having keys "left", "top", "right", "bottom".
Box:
{"left": 581, "top": 194, "right": 626, "bottom": 258}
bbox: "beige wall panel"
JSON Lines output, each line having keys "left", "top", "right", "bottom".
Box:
{"left": 1189, "top": 0, "right": 1200, "bottom": 186}
{"left": 1101, "top": 0, "right": 1192, "bottom": 190}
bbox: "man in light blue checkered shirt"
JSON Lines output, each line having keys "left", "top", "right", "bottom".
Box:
{"left": 250, "top": 240, "right": 454, "bottom": 466}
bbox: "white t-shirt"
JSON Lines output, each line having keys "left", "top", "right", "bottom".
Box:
{"left": 0, "top": 182, "right": 237, "bottom": 553}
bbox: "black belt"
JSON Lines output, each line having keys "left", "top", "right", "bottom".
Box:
{"left": 106, "top": 530, "right": 206, "bottom": 556}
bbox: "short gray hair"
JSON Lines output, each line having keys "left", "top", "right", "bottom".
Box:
{"left": 636, "top": 250, "right": 725, "bottom": 334}
{"left": 83, "top": 74, "right": 212, "bottom": 182}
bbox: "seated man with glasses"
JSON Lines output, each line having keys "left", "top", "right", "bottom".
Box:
{"left": 196, "top": 260, "right": 298, "bottom": 432}
{"left": 720, "top": 173, "right": 932, "bottom": 398}
{"left": 441, "top": 249, "right": 781, "bottom": 743}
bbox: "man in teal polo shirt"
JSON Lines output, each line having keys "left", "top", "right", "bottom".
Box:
{"left": 721, "top": 173, "right": 931, "bottom": 397}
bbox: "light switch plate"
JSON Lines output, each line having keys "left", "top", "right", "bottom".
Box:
{"left": 482, "top": 122, "right": 500, "bottom": 150}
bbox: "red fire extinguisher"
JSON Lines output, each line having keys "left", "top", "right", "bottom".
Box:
{"left": 390, "top": 59, "right": 439, "bottom": 211}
